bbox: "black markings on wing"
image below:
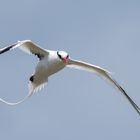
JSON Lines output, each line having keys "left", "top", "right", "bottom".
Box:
{"left": 0, "top": 43, "right": 17, "bottom": 54}
{"left": 68, "top": 59, "right": 140, "bottom": 116}
{"left": 107, "top": 73, "right": 140, "bottom": 116}
{"left": 34, "top": 53, "right": 44, "bottom": 60}
{"left": 0, "top": 41, "right": 46, "bottom": 60}
{"left": 19, "top": 41, "right": 47, "bottom": 60}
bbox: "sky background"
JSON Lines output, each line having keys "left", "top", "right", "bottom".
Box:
{"left": 0, "top": 0, "right": 140, "bottom": 140}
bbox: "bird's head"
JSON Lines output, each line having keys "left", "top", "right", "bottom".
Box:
{"left": 57, "top": 51, "right": 69, "bottom": 64}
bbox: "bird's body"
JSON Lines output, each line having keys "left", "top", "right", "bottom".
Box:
{"left": 0, "top": 40, "right": 140, "bottom": 116}
{"left": 30, "top": 50, "right": 66, "bottom": 92}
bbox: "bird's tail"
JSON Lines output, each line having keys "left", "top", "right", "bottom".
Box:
{"left": 0, "top": 93, "right": 32, "bottom": 105}
{"left": 0, "top": 82, "right": 35, "bottom": 105}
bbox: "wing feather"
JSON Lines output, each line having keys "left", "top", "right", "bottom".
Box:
{"left": 67, "top": 59, "right": 140, "bottom": 116}
{"left": 0, "top": 40, "right": 49, "bottom": 59}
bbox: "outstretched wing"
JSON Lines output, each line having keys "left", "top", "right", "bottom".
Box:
{"left": 67, "top": 58, "right": 140, "bottom": 116}
{"left": 0, "top": 40, "right": 49, "bottom": 105}
{"left": 0, "top": 40, "right": 49, "bottom": 60}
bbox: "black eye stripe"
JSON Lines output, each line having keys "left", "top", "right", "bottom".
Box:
{"left": 58, "top": 54, "right": 62, "bottom": 58}
{"left": 57, "top": 51, "right": 69, "bottom": 59}
{"left": 57, "top": 51, "right": 62, "bottom": 59}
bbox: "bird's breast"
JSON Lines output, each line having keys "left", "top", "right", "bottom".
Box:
{"left": 39, "top": 58, "right": 65, "bottom": 77}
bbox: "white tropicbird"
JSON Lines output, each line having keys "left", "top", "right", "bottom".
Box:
{"left": 0, "top": 40, "right": 139, "bottom": 116}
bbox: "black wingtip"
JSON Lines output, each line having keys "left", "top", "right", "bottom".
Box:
{"left": 107, "top": 74, "right": 140, "bottom": 116}
{"left": 0, "top": 43, "right": 17, "bottom": 54}
{"left": 118, "top": 85, "right": 140, "bottom": 116}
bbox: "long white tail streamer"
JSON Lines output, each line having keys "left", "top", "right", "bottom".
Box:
{"left": 0, "top": 82, "right": 35, "bottom": 105}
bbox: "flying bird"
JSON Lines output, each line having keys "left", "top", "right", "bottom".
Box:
{"left": 0, "top": 40, "right": 140, "bottom": 116}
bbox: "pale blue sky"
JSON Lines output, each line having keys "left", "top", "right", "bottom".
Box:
{"left": 0, "top": 0, "right": 140, "bottom": 140}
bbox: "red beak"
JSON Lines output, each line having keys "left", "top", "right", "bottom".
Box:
{"left": 62, "top": 58, "right": 69, "bottom": 64}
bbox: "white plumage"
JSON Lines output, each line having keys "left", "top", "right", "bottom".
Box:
{"left": 0, "top": 40, "right": 140, "bottom": 116}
